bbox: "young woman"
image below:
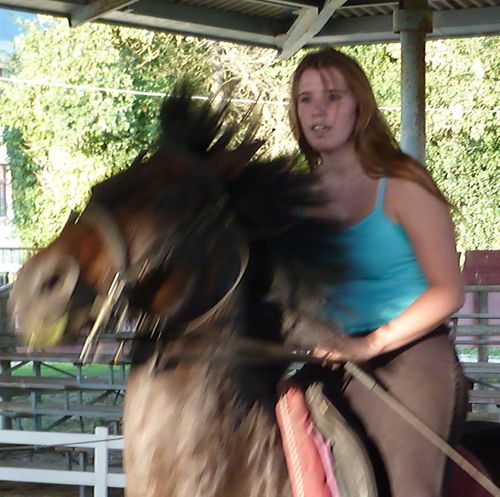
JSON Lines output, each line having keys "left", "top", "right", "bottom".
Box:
{"left": 288, "top": 48, "right": 468, "bottom": 497}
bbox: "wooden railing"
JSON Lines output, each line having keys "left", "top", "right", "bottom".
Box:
{"left": 0, "top": 250, "right": 499, "bottom": 426}
{"left": 0, "top": 426, "right": 125, "bottom": 497}
{"left": 0, "top": 352, "right": 128, "bottom": 432}
{"left": 450, "top": 250, "right": 500, "bottom": 421}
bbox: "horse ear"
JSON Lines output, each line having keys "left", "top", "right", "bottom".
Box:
{"left": 208, "top": 141, "right": 264, "bottom": 182}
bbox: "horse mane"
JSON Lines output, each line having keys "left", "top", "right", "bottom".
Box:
{"left": 90, "top": 82, "right": 343, "bottom": 301}
{"left": 157, "top": 81, "right": 256, "bottom": 156}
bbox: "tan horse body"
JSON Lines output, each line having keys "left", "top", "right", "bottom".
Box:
{"left": 125, "top": 356, "right": 290, "bottom": 497}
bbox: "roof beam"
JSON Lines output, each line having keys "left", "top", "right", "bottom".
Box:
{"left": 276, "top": 0, "right": 348, "bottom": 58}
{"left": 70, "top": 0, "right": 140, "bottom": 27}
{"left": 253, "top": 0, "right": 323, "bottom": 7}
{"left": 309, "top": 5, "right": 500, "bottom": 45}
{"left": 96, "top": 1, "right": 282, "bottom": 47}
{"left": 342, "top": 0, "right": 396, "bottom": 6}
{"left": 0, "top": 1, "right": 498, "bottom": 47}
{"left": 432, "top": 5, "right": 500, "bottom": 37}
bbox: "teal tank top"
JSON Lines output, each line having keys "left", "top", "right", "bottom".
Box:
{"left": 324, "top": 177, "right": 428, "bottom": 334}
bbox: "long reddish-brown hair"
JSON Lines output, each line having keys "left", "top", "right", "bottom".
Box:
{"left": 289, "top": 48, "right": 450, "bottom": 205}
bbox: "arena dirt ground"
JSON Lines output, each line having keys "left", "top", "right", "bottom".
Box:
{"left": 0, "top": 481, "right": 125, "bottom": 496}
{"left": 0, "top": 482, "right": 82, "bottom": 496}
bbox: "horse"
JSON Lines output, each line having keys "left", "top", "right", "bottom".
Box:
{"left": 8, "top": 84, "right": 499, "bottom": 497}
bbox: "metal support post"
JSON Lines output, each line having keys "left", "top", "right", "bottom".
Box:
{"left": 394, "top": 2, "right": 433, "bottom": 164}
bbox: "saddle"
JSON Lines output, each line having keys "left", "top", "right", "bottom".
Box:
{"left": 276, "top": 382, "right": 378, "bottom": 497}
{"left": 276, "top": 383, "right": 495, "bottom": 497}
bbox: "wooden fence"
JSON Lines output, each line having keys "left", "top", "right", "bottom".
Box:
{"left": 0, "top": 426, "right": 125, "bottom": 497}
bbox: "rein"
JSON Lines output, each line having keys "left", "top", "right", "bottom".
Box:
{"left": 67, "top": 205, "right": 499, "bottom": 495}
{"left": 73, "top": 195, "right": 249, "bottom": 363}
{"left": 149, "top": 331, "right": 320, "bottom": 370}
{"left": 161, "top": 332, "right": 499, "bottom": 495}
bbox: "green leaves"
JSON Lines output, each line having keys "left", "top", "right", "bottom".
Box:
{"left": 0, "top": 19, "right": 497, "bottom": 251}
{"left": 0, "top": 18, "right": 210, "bottom": 245}
{"left": 425, "top": 37, "right": 499, "bottom": 251}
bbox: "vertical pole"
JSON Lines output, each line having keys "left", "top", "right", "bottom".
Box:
{"left": 0, "top": 282, "right": 14, "bottom": 429}
{"left": 400, "top": 30, "right": 426, "bottom": 162}
{"left": 33, "top": 360, "right": 42, "bottom": 430}
{"left": 477, "top": 291, "right": 489, "bottom": 363}
{"left": 475, "top": 290, "right": 489, "bottom": 414}
{"left": 0, "top": 360, "right": 12, "bottom": 430}
{"left": 94, "top": 426, "right": 109, "bottom": 497}
{"left": 394, "top": 1, "right": 432, "bottom": 164}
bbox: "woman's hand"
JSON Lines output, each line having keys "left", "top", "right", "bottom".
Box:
{"left": 313, "top": 330, "right": 386, "bottom": 365}
{"left": 284, "top": 310, "right": 388, "bottom": 365}
{"left": 284, "top": 307, "right": 396, "bottom": 365}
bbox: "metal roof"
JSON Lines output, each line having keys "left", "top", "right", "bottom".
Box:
{"left": 0, "top": 0, "right": 498, "bottom": 54}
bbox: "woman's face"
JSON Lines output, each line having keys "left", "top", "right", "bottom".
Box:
{"left": 296, "top": 67, "right": 357, "bottom": 157}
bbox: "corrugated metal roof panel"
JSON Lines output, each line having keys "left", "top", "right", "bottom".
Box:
{"left": 0, "top": 0, "right": 497, "bottom": 48}
{"left": 173, "top": 0, "right": 292, "bottom": 18}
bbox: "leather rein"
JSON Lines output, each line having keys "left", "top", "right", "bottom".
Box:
{"left": 68, "top": 184, "right": 500, "bottom": 495}
{"left": 72, "top": 188, "right": 251, "bottom": 364}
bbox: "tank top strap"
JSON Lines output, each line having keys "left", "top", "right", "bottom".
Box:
{"left": 375, "top": 177, "right": 387, "bottom": 210}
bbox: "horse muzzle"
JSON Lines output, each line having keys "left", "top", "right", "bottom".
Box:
{"left": 8, "top": 253, "right": 98, "bottom": 349}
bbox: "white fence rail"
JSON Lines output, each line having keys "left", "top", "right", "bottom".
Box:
{"left": 0, "top": 427, "right": 125, "bottom": 497}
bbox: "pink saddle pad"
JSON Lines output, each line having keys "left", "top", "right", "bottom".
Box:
{"left": 276, "top": 382, "right": 340, "bottom": 497}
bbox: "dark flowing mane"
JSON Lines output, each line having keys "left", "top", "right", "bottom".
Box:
{"left": 90, "top": 82, "right": 342, "bottom": 301}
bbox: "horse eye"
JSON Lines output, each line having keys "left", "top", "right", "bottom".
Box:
{"left": 41, "top": 274, "right": 62, "bottom": 293}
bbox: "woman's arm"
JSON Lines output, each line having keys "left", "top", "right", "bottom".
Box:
{"left": 314, "top": 177, "right": 464, "bottom": 363}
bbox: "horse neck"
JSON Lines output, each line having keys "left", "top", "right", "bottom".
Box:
{"left": 125, "top": 280, "right": 291, "bottom": 497}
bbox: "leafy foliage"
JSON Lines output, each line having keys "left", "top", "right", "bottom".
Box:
{"left": 0, "top": 18, "right": 211, "bottom": 245}
{"left": 0, "top": 17, "right": 498, "bottom": 251}
{"left": 425, "top": 37, "right": 499, "bottom": 251}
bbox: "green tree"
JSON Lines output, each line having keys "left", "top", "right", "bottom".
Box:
{"left": 425, "top": 37, "right": 499, "bottom": 251}
{"left": 1, "top": 18, "right": 498, "bottom": 251}
{"left": 1, "top": 17, "right": 211, "bottom": 245}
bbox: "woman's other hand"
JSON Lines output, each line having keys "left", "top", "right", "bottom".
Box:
{"left": 313, "top": 330, "right": 385, "bottom": 365}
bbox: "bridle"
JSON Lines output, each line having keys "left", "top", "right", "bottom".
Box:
{"left": 71, "top": 182, "right": 310, "bottom": 368}
{"left": 70, "top": 164, "right": 252, "bottom": 364}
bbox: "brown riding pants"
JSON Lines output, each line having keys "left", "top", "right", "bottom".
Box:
{"left": 296, "top": 326, "right": 468, "bottom": 497}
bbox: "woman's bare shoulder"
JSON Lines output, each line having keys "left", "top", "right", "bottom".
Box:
{"left": 385, "top": 175, "right": 448, "bottom": 225}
